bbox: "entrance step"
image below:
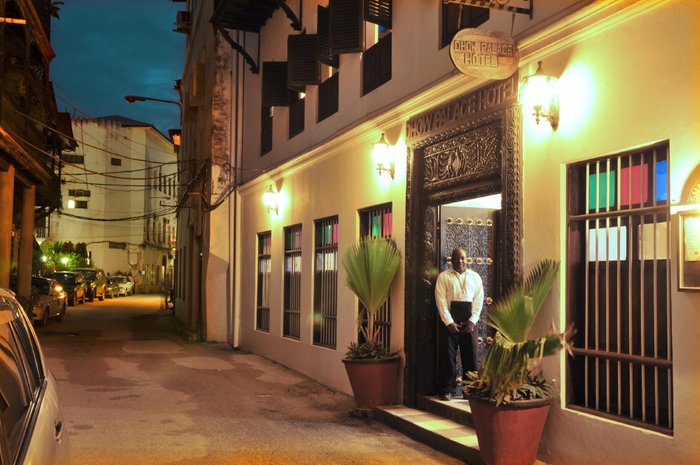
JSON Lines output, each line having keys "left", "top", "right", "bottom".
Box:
{"left": 374, "top": 403, "right": 484, "bottom": 464}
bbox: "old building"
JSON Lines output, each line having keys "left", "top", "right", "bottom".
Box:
{"left": 175, "top": 1, "right": 700, "bottom": 463}
{"left": 0, "top": 0, "right": 73, "bottom": 302}
{"left": 51, "top": 116, "right": 178, "bottom": 293}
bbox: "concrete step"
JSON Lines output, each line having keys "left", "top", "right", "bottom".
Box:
{"left": 418, "top": 394, "right": 475, "bottom": 429}
{"left": 374, "top": 403, "right": 485, "bottom": 464}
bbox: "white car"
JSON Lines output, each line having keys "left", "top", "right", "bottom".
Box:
{"left": 0, "top": 288, "right": 70, "bottom": 465}
{"left": 112, "top": 275, "right": 134, "bottom": 296}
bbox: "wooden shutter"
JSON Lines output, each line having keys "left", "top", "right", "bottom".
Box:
{"left": 318, "top": 72, "right": 339, "bottom": 122}
{"left": 362, "top": 33, "right": 391, "bottom": 95}
{"left": 262, "top": 61, "right": 293, "bottom": 107}
{"left": 365, "top": 0, "right": 391, "bottom": 28}
{"left": 329, "top": 0, "right": 363, "bottom": 54}
{"left": 261, "top": 106, "right": 272, "bottom": 155}
{"left": 317, "top": 6, "right": 339, "bottom": 68}
{"left": 288, "top": 33, "right": 320, "bottom": 90}
{"left": 441, "top": 3, "right": 489, "bottom": 49}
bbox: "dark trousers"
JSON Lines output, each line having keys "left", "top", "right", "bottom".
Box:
{"left": 437, "top": 324, "right": 476, "bottom": 395}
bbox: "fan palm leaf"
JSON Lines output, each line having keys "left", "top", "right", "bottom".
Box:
{"left": 341, "top": 237, "right": 401, "bottom": 346}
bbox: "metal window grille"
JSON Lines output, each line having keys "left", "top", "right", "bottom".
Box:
{"left": 256, "top": 232, "right": 271, "bottom": 332}
{"left": 284, "top": 225, "right": 302, "bottom": 339}
{"left": 567, "top": 141, "right": 672, "bottom": 434}
{"left": 359, "top": 204, "right": 393, "bottom": 350}
{"left": 313, "top": 217, "right": 338, "bottom": 348}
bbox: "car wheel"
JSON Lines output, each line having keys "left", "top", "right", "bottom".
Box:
{"left": 37, "top": 307, "right": 49, "bottom": 327}
{"left": 98, "top": 291, "right": 104, "bottom": 301}
{"left": 58, "top": 303, "right": 67, "bottom": 321}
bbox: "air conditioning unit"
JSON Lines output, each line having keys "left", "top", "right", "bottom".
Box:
{"left": 175, "top": 10, "right": 191, "bottom": 34}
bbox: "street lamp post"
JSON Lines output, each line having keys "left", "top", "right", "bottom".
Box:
{"left": 124, "top": 95, "right": 182, "bottom": 109}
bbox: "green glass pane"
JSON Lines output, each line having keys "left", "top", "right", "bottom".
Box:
{"left": 588, "top": 170, "right": 616, "bottom": 210}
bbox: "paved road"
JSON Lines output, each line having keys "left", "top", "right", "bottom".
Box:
{"left": 36, "top": 294, "right": 461, "bottom": 465}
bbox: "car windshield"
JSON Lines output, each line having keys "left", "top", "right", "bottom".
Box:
{"left": 34, "top": 281, "right": 50, "bottom": 294}
{"left": 55, "top": 274, "right": 75, "bottom": 284}
{"left": 114, "top": 277, "right": 126, "bottom": 283}
{"left": 78, "top": 270, "right": 96, "bottom": 279}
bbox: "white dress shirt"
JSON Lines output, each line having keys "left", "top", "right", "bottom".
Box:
{"left": 434, "top": 268, "right": 484, "bottom": 327}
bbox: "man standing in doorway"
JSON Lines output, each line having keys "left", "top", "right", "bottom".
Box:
{"left": 434, "top": 247, "right": 484, "bottom": 401}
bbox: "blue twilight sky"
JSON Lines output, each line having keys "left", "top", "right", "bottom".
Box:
{"left": 50, "top": 0, "right": 185, "bottom": 136}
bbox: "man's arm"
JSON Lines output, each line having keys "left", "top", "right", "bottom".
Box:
{"left": 468, "top": 272, "right": 485, "bottom": 326}
{"left": 434, "top": 273, "right": 455, "bottom": 327}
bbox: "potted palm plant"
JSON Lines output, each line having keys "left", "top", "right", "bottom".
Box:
{"left": 341, "top": 236, "right": 402, "bottom": 409}
{"left": 462, "top": 259, "right": 573, "bottom": 465}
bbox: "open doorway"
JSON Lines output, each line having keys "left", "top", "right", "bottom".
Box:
{"left": 436, "top": 194, "right": 501, "bottom": 390}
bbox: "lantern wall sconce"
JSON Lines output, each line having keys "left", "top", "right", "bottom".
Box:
{"left": 521, "top": 61, "right": 560, "bottom": 130}
{"left": 262, "top": 184, "right": 280, "bottom": 215}
{"left": 373, "top": 133, "right": 394, "bottom": 179}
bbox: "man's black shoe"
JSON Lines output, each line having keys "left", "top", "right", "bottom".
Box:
{"left": 438, "top": 392, "right": 452, "bottom": 401}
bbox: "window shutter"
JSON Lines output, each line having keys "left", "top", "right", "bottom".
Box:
{"left": 441, "top": 4, "right": 489, "bottom": 49}
{"left": 365, "top": 0, "right": 391, "bottom": 28}
{"left": 262, "top": 62, "right": 293, "bottom": 107}
{"left": 329, "top": 0, "right": 363, "bottom": 54}
{"left": 316, "top": 6, "right": 339, "bottom": 68}
{"left": 288, "top": 33, "right": 320, "bottom": 90}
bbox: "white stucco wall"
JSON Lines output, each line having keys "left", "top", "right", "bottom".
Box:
{"left": 520, "top": 1, "right": 700, "bottom": 463}
{"left": 237, "top": 129, "right": 407, "bottom": 395}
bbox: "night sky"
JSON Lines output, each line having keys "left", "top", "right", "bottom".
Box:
{"left": 50, "top": 0, "right": 185, "bottom": 136}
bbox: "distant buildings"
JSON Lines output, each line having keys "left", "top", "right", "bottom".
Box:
{"left": 50, "top": 116, "right": 178, "bottom": 293}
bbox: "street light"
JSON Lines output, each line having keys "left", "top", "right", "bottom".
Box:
{"left": 124, "top": 95, "right": 181, "bottom": 109}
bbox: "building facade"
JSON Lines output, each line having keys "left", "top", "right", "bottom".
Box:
{"left": 176, "top": 1, "right": 700, "bottom": 463}
{"left": 52, "top": 117, "right": 178, "bottom": 293}
{"left": 0, "top": 0, "right": 72, "bottom": 302}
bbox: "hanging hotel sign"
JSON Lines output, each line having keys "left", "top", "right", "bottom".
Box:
{"left": 449, "top": 29, "right": 519, "bottom": 80}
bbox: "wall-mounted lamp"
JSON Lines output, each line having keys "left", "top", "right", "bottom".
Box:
{"left": 373, "top": 133, "right": 394, "bottom": 179}
{"left": 263, "top": 184, "right": 280, "bottom": 215}
{"left": 521, "top": 61, "right": 560, "bottom": 130}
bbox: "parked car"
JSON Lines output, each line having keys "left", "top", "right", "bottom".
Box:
{"left": 30, "top": 277, "right": 67, "bottom": 326}
{"left": 0, "top": 287, "right": 70, "bottom": 465}
{"left": 105, "top": 277, "right": 120, "bottom": 299}
{"left": 73, "top": 268, "right": 107, "bottom": 302}
{"left": 52, "top": 271, "right": 87, "bottom": 306}
{"left": 112, "top": 275, "right": 135, "bottom": 296}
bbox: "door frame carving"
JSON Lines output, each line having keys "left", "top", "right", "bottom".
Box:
{"left": 403, "top": 79, "right": 523, "bottom": 405}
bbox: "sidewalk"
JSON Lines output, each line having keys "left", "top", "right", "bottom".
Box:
{"left": 38, "top": 296, "right": 464, "bottom": 465}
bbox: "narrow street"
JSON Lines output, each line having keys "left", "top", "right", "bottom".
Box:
{"left": 35, "top": 294, "right": 461, "bottom": 465}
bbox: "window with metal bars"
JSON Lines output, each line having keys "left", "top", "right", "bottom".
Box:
{"left": 566, "top": 141, "right": 672, "bottom": 434}
{"left": 256, "top": 232, "right": 272, "bottom": 332}
{"left": 284, "top": 225, "right": 302, "bottom": 340}
{"left": 313, "top": 217, "right": 338, "bottom": 348}
{"left": 358, "top": 204, "right": 393, "bottom": 350}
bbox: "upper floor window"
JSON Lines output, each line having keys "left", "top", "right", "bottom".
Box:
{"left": 62, "top": 154, "right": 84, "bottom": 164}
{"left": 566, "top": 141, "right": 672, "bottom": 434}
{"left": 111, "top": 157, "right": 122, "bottom": 166}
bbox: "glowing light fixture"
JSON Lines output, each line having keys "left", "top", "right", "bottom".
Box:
{"left": 0, "top": 17, "right": 27, "bottom": 24}
{"left": 67, "top": 199, "right": 76, "bottom": 209}
{"left": 60, "top": 257, "right": 69, "bottom": 265}
{"left": 373, "top": 133, "right": 394, "bottom": 179}
{"left": 521, "top": 61, "right": 560, "bottom": 130}
{"left": 263, "top": 185, "right": 279, "bottom": 215}
{"left": 41, "top": 255, "right": 48, "bottom": 262}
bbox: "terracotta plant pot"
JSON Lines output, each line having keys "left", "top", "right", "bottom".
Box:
{"left": 468, "top": 396, "right": 551, "bottom": 465}
{"left": 342, "top": 356, "right": 400, "bottom": 409}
